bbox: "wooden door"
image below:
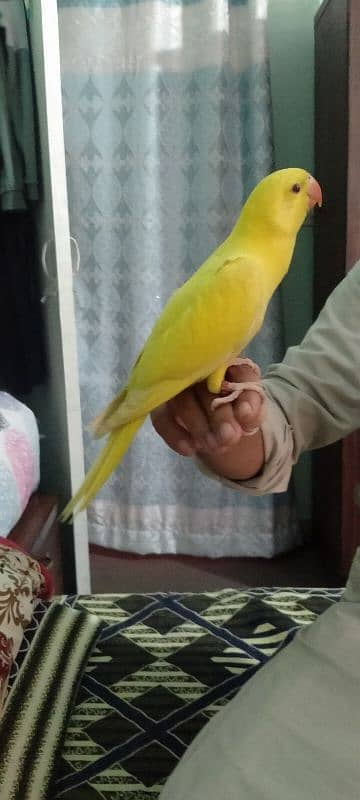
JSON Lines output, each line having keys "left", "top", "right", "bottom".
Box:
{"left": 314, "top": 0, "right": 360, "bottom": 578}
{"left": 341, "top": 0, "right": 360, "bottom": 576}
{"left": 314, "top": 0, "right": 347, "bottom": 578}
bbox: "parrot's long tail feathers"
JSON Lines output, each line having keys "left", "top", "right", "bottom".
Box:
{"left": 60, "top": 416, "right": 145, "bottom": 522}
{"left": 89, "top": 387, "right": 128, "bottom": 439}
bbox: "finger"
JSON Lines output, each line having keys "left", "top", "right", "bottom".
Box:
{"left": 194, "top": 382, "right": 242, "bottom": 449}
{"left": 168, "top": 390, "right": 213, "bottom": 451}
{"left": 233, "top": 389, "right": 266, "bottom": 433}
{"left": 226, "top": 362, "right": 261, "bottom": 384}
{"left": 226, "top": 362, "right": 264, "bottom": 433}
{"left": 151, "top": 404, "right": 196, "bottom": 457}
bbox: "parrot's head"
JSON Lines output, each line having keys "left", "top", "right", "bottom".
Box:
{"left": 240, "top": 168, "right": 322, "bottom": 237}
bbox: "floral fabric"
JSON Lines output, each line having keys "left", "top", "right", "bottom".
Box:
{"left": 0, "top": 541, "right": 51, "bottom": 709}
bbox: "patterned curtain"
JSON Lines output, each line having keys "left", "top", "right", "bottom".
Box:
{"left": 58, "top": 0, "right": 300, "bottom": 557}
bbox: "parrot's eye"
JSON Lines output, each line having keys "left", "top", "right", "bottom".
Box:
{"left": 291, "top": 183, "right": 301, "bottom": 194}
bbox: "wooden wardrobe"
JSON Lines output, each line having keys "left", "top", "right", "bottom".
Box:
{"left": 314, "top": 0, "right": 360, "bottom": 579}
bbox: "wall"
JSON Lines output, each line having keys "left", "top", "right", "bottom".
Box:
{"left": 267, "top": 0, "right": 323, "bottom": 523}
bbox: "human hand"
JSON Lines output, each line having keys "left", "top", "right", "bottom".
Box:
{"left": 151, "top": 363, "right": 266, "bottom": 458}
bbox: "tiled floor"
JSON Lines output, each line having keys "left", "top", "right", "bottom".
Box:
{"left": 89, "top": 542, "right": 341, "bottom": 593}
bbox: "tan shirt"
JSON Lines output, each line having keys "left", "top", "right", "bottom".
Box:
{"left": 202, "top": 260, "right": 360, "bottom": 495}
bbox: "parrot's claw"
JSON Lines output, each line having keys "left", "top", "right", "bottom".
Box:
{"left": 210, "top": 381, "right": 265, "bottom": 411}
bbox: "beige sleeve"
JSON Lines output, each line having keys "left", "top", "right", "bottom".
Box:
{"left": 198, "top": 260, "right": 360, "bottom": 495}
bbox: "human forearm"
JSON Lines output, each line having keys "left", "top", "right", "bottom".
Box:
{"left": 263, "top": 261, "right": 360, "bottom": 459}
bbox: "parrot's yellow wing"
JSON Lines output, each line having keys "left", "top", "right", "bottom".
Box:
{"left": 61, "top": 256, "right": 266, "bottom": 520}
{"left": 93, "top": 256, "right": 266, "bottom": 433}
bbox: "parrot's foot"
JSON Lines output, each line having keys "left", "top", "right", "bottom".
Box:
{"left": 211, "top": 381, "right": 265, "bottom": 409}
{"left": 210, "top": 356, "right": 265, "bottom": 436}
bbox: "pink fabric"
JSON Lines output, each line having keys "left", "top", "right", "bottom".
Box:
{"left": 4, "top": 430, "right": 36, "bottom": 510}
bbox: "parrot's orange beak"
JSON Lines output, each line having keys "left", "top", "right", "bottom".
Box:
{"left": 307, "top": 176, "right": 323, "bottom": 209}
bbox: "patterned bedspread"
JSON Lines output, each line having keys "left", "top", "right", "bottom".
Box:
{"left": 48, "top": 587, "right": 341, "bottom": 799}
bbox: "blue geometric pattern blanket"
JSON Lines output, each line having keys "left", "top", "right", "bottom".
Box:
{"left": 6, "top": 587, "right": 342, "bottom": 799}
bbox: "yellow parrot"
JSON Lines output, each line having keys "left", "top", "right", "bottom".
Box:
{"left": 61, "top": 167, "right": 322, "bottom": 520}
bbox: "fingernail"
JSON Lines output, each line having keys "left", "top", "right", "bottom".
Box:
{"left": 219, "top": 422, "right": 234, "bottom": 443}
{"left": 242, "top": 426, "right": 259, "bottom": 437}
{"left": 238, "top": 401, "right": 252, "bottom": 417}
{"left": 179, "top": 440, "right": 195, "bottom": 456}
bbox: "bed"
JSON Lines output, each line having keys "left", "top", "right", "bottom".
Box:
{"left": 0, "top": 543, "right": 342, "bottom": 800}
{"left": 0, "top": 395, "right": 346, "bottom": 798}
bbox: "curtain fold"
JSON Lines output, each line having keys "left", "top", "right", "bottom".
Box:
{"left": 58, "top": 0, "right": 300, "bottom": 557}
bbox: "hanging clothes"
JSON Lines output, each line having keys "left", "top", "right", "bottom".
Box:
{"left": 0, "top": 0, "right": 46, "bottom": 395}
{"left": 0, "top": 0, "right": 39, "bottom": 210}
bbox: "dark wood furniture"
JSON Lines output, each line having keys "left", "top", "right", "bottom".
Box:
{"left": 314, "top": 0, "right": 360, "bottom": 578}
{"left": 8, "top": 494, "right": 63, "bottom": 594}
